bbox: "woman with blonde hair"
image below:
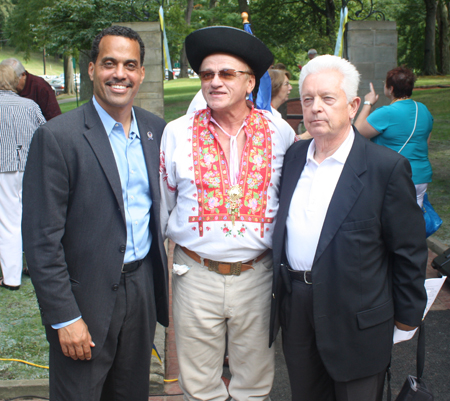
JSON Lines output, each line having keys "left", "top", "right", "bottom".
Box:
{"left": 268, "top": 68, "right": 292, "bottom": 118}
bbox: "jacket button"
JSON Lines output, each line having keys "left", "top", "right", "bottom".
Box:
{"left": 272, "top": 293, "right": 275, "bottom": 299}
{"left": 119, "top": 245, "right": 126, "bottom": 253}
{"left": 112, "top": 284, "right": 119, "bottom": 291}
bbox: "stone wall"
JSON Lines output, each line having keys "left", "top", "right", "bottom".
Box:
{"left": 114, "top": 21, "right": 164, "bottom": 119}
{"left": 346, "top": 21, "right": 397, "bottom": 110}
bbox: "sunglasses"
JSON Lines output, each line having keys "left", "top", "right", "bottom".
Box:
{"left": 198, "top": 69, "right": 253, "bottom": 81}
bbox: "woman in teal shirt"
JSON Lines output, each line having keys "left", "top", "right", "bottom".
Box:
{"left": 355, "top": 66, "right": 433, "bottom": 207}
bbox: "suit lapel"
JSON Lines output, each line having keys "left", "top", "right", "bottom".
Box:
{"left": 273, "top": 141, "right": 310, "bottom": 268}
{"left": 135, "top": 109, "right": 160, "bottom": 204}
{"left": 82, "top": 100, "right": 125, "bottom": 221}
{"left": 313, "top": 131, "right": 367, "bottom": 264}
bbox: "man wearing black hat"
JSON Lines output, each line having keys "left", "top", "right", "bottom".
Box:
{"left": 160, "top": 26, "right": 295, "bottom": 400}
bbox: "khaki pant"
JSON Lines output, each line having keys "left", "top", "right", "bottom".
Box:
{"left": 173, "top": 245, "right": 275, "bottom": 401}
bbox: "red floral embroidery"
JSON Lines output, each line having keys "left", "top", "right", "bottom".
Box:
{"left": 188, "top": 108, "right": 273, "bottom": 237}
{"left": 160, "top": 151, "right": 176, "bottom": 192}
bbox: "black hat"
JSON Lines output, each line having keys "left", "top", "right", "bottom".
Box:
{"left": 185, "top": 26, "right": 273, "bottom": 80}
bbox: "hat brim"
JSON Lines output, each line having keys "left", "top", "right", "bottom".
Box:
{"left": 185, "top": 26, "right": 273, "bottom": 80}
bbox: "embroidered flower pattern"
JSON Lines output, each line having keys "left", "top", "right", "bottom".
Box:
{"left": 247, "top": 172, "right": 263, "bottom": 189}
{"left": 203, "top": 170, "right": 221, "bottom": 188}
{"left": 188, "top": 108, "right": 274, "bottom": 237}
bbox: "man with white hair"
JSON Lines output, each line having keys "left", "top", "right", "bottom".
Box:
{"left": 269, "top": 55, "right": 427, "bottom": 400}
{"left": 0, "top": 58, "right": 61, "bottom": 121}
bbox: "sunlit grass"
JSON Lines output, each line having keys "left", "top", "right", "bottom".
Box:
{"left": 0, "top": 46, "right": 64, "bottom": 76}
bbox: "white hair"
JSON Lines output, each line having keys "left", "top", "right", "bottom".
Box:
{"left": 0, "top": 58, "right": 26, "bottom": 77}
{"left": 299, "top": 55, "right": 360, "bottom": 103}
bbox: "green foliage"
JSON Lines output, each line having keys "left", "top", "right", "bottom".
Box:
{"left": 34, "top": 0, "right": 134, "bottom": 54}
{"left": 388, "top": 0, "right": 426, "bottom": 72}
{"left": 251, "top": 0, "right": 337, "bottom": 74}
{"left": 0, "top": 0, "right": 14, "bottom": 42}
{"left": 5, "top": 0, "right": 55, "bottom": 58}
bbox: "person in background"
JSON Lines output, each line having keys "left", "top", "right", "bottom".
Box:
{"left": 307, "top": 49, "right": 318, "bottom": 60}
{"left": 0, "top": 65, "right": 45, "bottom": 290}
{"left": 268, "top": 68, "right": 292, "bottom": 118}
{"left": 354, "top": 66, "right": 433, "bottom": 207}
{"left": 1, "top": 58, "right": 62, "bottom": 121}
{"left": 270, "top": 55, "right": 427, "bottom": 401}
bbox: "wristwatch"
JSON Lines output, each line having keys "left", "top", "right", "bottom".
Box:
{"left": 364, "top": 101, "right": 372, "bottom": 106}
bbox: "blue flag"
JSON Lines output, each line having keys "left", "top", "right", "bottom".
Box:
{"left": 243, "top": 23, "right": 272, "bottom": 112}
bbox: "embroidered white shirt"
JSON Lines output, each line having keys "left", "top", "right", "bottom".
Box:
{"left": 160, "top": 108, "right": 295, "bottom": 262}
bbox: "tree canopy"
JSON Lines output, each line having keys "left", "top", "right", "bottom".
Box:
{"left": 2, "top": 0, "right": 450, "bottom": 76}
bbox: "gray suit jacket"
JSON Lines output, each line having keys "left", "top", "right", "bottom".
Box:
{"left": 269, "top": 129, "right": 428, "bottom": 382}
{"left": 22, "top": 100, "right": 169, "bottom": 356}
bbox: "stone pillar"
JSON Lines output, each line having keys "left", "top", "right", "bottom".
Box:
{"left": 346, "top": 21, "right": 397, "bottom": 110}
{"left": 114, "top": 21, "right": 164, "bottom": 118}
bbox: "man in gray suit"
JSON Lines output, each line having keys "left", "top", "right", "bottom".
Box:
{"left": 22, "top": 26, "right": 168, "bottom": 401}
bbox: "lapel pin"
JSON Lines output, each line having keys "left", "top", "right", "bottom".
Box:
{"left": 147, "top": 131, "right": 153, "bottom": 140}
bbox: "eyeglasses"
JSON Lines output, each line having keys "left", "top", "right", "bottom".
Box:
{"left": 198, "top": 69, "right": 253, "bottom": 81}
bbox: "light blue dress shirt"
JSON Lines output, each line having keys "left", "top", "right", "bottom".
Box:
{"left": 52, "top": 97, "right": 152, "bottom": 330}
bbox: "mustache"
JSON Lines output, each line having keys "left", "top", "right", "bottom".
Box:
{"left": 106, "top": 80, "right": 133, "bottom": 87}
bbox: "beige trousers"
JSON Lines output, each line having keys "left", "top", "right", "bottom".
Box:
{"left": 0, "top": 171, "right": 23, "bottom": 286}
{"left": 172, "top": 245, "right": 275, "bottom": 401}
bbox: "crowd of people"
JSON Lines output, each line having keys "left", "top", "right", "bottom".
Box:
{"left": 0, "top": 24, "right": 431, "bottom": 401}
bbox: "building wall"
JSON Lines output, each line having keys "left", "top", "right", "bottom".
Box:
{"left": 114, "top": 21, "right": 164, "bottom": 119}
{"left": 346, "top": 21, "right": 397, "bottom": 110}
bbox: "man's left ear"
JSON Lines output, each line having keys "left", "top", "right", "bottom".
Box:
{"left": 247, "top": 76, "right": 256, "bottom": 95}
{"left": 349, "top": 97, "right": 361, "bottom": 119}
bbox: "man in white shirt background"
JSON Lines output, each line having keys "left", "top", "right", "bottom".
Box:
{"left": 269, "top": 55, "right": 428, "bottom": 401}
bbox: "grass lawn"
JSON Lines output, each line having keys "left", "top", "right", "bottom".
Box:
{"left": 1, "top": 78, "right": 449, "bottom": 381}
{"left": 0, "top": 46, "right": 64, "bottom": 76}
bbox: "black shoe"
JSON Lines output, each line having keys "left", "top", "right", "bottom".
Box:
{"left": 0, "top": 278, "right": 20, "bottom": 291}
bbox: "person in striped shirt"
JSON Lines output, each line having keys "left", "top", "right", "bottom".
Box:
{"left": 0, "top": 64, "right": 46, "bottom": 290}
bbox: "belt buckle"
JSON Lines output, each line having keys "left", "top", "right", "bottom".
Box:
{"left": 304, "top": 271, "right": 312, "bottom": 285}
{"left": 230, "top": 262, "right": 242, "bottom": 276}
{"left": 208, "top": 260, "right": 242, "bottom": 276}
{"left": 121, "top": 264, "right": 126, "bottom": 273}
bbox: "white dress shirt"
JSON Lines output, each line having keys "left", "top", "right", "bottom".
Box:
{"left": 286, "top": 128, "right": 355, "bottom": 271}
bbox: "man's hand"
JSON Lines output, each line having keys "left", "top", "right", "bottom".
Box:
{"left": 364, "top": 82, "right": 379, "bottom": 105}
{"left": 57, "top": 318, "right": 95, "bottom": 360}
{"left": 395, "top": 320, "right": 417, "bottom": 331}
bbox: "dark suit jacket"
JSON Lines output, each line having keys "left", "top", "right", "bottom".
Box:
{"left": 270, "top": 129, "right": 428, "bottom": 382}
{"left": 22, "top": 100, "right": 169, "bottom": 357}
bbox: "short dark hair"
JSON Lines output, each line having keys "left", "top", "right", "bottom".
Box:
{"left": 91, "top": 26, "right": 145, "bottom": 65}
{"left": 385, "top": 66, "right": 416, "bottom": 98}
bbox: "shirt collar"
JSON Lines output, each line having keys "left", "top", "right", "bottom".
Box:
{"left": 306, "top": 126, "right": 355, "bottom": 166}
{"left": 92, "top": 96, "right": 139, "bottom": 138}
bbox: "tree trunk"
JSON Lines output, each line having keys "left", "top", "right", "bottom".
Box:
{"left": 423, "top": 0, "right": 438, "bottom": 75}
{"left": 237, "top": 0, "right": 249, "bottom": 16}
{"left": 43, "top": 48, "right": 46, "bottom": 75}
{"left": 179, "top": 0, "right": 194, "bottom": 78}
{"left": 79, "top": 50, "right": 93, "bottom": 101}
{"left": 325, "top": 0, "right": 336, "bottom": 40}
{"left": 64, "top": 55, "right": 75, "bottom": 94}
{"left": 438, "top": 0, "right": 450, "bottom": 74}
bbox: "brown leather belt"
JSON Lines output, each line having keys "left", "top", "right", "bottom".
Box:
{"left": 180, "top": 246, "right": 270, "bottom": 276}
